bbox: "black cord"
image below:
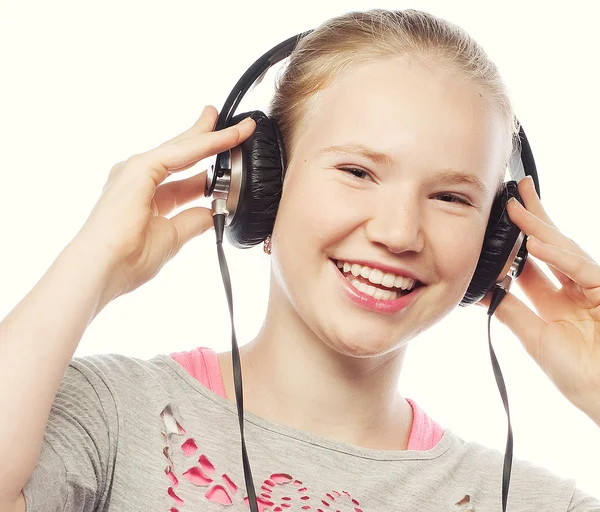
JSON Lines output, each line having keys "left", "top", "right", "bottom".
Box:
{"left": 213, "top": 213, "right": 260, "bottom": 512}
{"left": 487, "top": 286, "right": 514, "bottom": 511}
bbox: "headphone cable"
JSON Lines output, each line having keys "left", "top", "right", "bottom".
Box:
{"left": 212, "top": 203, "right": 260, "bottom": 512}
{"left": 488, "top": 285, "right": 514, "bottom": 511}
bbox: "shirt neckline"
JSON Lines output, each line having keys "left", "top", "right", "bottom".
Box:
{"left": 157, "top": 354, "right": 457, "bottom": 461}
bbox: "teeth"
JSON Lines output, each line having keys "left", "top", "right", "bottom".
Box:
{"left": 369, "top": 268, "right": 384, "bottom": 284}
{"left": 381, "top": 273, "right": 396, "bottom": 288}
{"left": 335, "top": 260, "right": 417, "bottom": 291}
{"left": 350, "top": 279, "right": 397, "bottom": 300}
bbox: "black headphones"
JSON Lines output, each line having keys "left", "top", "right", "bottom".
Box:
{"left": 204, "top": 30, "right": 541, "bottom": 307}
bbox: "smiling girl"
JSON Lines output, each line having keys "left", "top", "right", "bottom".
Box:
{"left": 1, "top": 8, "right": 599, "bottom": 512}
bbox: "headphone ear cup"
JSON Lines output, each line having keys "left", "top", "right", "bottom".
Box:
{"left": 460, "top": 181, "right": 526, "bottom": 306}
{"left": 224, "top": 110, "right": 285, "bottom": 249}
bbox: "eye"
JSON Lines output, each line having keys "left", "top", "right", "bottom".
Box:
{"left": 434, "top": 193, "right": 473, "bottom": 206}
{"left": 339, "top": 167, "right": 372, "bottom": 181}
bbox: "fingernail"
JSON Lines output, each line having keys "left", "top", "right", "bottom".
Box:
{"left": 240, "top": 116, "right": 255, "bottom": 124}
{"left": 508, "top": 197, "right": 521, "bottom": 207}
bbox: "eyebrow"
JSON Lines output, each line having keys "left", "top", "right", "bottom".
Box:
{"left": 319, "top": 143, "right": 396, "bottom": 167}
{"left": 318, "top": 143, "right": 489, "bottom": 197}
{"left": 434, "top": 169, "right": 490, "bottom": 197}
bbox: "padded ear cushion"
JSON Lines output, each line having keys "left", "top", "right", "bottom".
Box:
{"left": 224, "top": 110, "right": 285, "bottom": 249}
{"left": 460, "top": 181, "right": 526, "bottom": 306}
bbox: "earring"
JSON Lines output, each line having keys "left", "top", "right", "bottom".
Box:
{"left": 263, "top": 235, "right": 272, "bottom": 255}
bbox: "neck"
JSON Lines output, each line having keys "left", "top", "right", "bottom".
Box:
{"left": 217, "top": 285, "right": 413, "bottom": 451}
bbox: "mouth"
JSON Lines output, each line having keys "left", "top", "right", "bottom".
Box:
{"left": 330, "top": 259, "right": 424, "bottom": 313}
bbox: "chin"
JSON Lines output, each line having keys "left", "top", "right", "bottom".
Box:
{"left": 325, "top": 332, "right": 407, "bottom": 359}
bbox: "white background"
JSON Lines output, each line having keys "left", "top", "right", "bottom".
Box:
{"left": 1, "top": 0, "right": 599, "bottom": 499}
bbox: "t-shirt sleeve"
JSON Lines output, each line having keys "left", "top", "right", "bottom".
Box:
{"left": 22, "top": 358, "right": 119, "bottom": 512}
{"left": 568, "top": 485, "right": 600, "bottom": 511}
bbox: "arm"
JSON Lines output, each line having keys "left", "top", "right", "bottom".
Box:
{"left": 0, "top": 106, "right": 255, "bottom": 508}
{"left": 0, "top": 238, "right": 114, "bottom": 505}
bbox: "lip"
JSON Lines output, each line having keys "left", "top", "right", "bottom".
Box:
{"left": 331, "top": 259, "right": 423, "bottom": 314}
{"left": 333, "top": 258, "right": 423, "bottom": 283}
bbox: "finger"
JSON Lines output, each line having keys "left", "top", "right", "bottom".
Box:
{"left": 518, "top": 176, "right": 590, "bottom": 269}
{"left": 153, "top": 170, "right": 207, "bottom": 217}
{"left": 170, "top": 206, "right": 215, "bottom": 253}
{"left": 130, "top": 116, "right": 256, "bottom": 186}
{"left": 534, "top": 251, "right": 573, "bottom": 289}
{"left": 514, "top": 183, "right": 574, "bottom": 286}
{"left": 518, "top": 176, "right": 557, "bottom": 227}
{"left": 514, "top": 256, "right": 575, "bottom": 321}
{"left": 519, "top": 255, "right": 558, "bottom": 293}
{"left": 163, "top": 117, "right": 255, "bottom": 172}
{"left": 526, "top": 249, "right": 572, "bottom": 288}
{"left": 527, "top": 235, "right": 600, "bottom": 289}
{"left": 163, "top": 156, "right": 205, "bottom": 177}
{"left": 185, "top": 105, "right": 219, "bottom": 136}
{"left": 515, "top": 177, "right": 595, "bottom": 263}
{"left": 483, "top": 289, "right": 547, "bottom": 364}
{"left": 158, "top": 105, "right": 219, "bottom": 148}
{"left": 507, "top": 197, "right": 585, "bottom": 258}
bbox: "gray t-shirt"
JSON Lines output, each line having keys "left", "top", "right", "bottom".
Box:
{"left": 23, "top": 353, "right": 600, "bottom": 511}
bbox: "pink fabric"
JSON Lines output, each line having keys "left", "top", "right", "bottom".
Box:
{"left": 170, "top": 347, "right": 444, "bottom": 451}
{"left": 404, "top": 397, "right": 444, "bottom": 451}
{"left": 171, "top": 347, "right": 227, "bottom": 400}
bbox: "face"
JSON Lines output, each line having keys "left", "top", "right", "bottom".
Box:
{"left": 269, "top": 57, "right": 506, "bottom": 358}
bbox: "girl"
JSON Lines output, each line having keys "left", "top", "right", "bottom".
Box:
{"left": 1, "top": 8, "right": 599, "bottom": 512}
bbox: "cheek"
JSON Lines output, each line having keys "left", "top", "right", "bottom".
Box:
{"left": 433, "top": 221, "right": 486, "bottom": 286}
{"left": 275, "top": 170, "right": 318, "bottom": 238}
{"left": 271, "top": 170, "right": 322, "bottom": 281}
{"left": 275, "top": 167, "right": 347, "bottom": 245}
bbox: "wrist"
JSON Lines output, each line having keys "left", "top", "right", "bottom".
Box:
{"left": 62, "top": 235, "right": 118, "bottom": 317}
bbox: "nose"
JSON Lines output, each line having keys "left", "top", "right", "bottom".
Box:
{"left": 363, "top": 192, "right": 425, "bottom": 254}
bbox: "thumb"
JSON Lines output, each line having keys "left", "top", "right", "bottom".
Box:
{"left": 170, "top": 207, "right": 215, "bottom": 251}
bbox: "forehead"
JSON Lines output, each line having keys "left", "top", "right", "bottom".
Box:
{"left": 295, "top": 58, "right": 504, "bottom": 186}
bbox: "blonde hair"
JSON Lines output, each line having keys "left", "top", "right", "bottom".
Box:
{"left": 269, "top": 9, "right": 520, "bottom": 189}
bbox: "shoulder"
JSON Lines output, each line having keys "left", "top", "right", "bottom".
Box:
{"left": 69, "top": 351, "right": 182, "bottom": 381}
{"left": 440, "top": 430, "right": 598, "bottom": 510}
{"left": 61, "top": 352, "right": 197, "bottom": 415}
{"left": 65, "top": 351, "right": 222, "bottom": 411}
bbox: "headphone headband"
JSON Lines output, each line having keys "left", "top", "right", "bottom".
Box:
{"left": 206, "top": 31, "right": 311, "bottom": 197}
{"left": 214, "top": 31, "right": 312, "bottom": 132}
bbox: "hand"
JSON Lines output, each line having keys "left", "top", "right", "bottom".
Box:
{"left": 478, "top": 176, "right": 600, "bottom": 425}
{"left": 74, "top": 105, "right": 256, "bottom": 303}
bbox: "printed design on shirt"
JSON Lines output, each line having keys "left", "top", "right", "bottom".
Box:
{"left": 160, "top": 404, "right": 365, "bottom": 511}
{"left": 454, "top": 494, "right": 474, "bottom": 511}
